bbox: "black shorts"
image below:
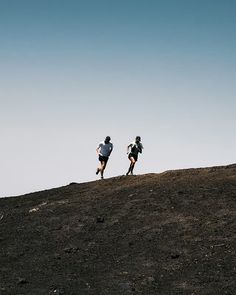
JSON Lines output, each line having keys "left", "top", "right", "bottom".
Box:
{"left": 128, "top": 153, "right": 138, "bottom": 161}
{"left": 99, "top": 155, "right": 109, "bottom": 163}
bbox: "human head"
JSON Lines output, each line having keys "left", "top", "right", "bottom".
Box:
{"left": 105, "top": 136, "right": 111, "bottom": 143}
{"left": 135, "top": 136, "right": 141, "bottom": 142}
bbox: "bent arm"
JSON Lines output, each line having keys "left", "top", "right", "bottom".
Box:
{"left": 96, "top": 144, "right": 102, "bottom": 154}
{"left": 127, "top": 143, "right": 132, "bottom": 154}
{"left": 108, "top": 144, "right": 113, "bottom": 156}
{"left": 138, "top": 143, "right": 144, "bottom": 153}
{"left": 96, "top": 143, "right": 103, "bottom": 154}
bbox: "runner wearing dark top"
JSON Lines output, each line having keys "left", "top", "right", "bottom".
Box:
{"left": 126, "top": 136, "right": 143, "bottom": 175}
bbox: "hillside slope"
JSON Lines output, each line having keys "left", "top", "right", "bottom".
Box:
{"left": 0, "top": 165, "right": 236, "bottom": 295}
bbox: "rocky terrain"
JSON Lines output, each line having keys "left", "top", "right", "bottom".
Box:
{"left": 0, "top": 164, "right": 236, "bottom": 295}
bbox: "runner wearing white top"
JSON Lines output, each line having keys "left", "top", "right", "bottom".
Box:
{"left": 96, "top": 136, "right": 113, "bottom": 179}
{"left": 126, "top": 136, "right": 143, "bottom": 175}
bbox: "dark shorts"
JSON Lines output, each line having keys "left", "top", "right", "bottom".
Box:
{"left": 99, "top": 155, "right": 109, "bottom": 163}
{"left": 128, "top": 153, "right": 138, "bottom": 161}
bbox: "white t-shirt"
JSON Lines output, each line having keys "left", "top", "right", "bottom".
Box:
{"left": 98, "top": 141, "right": 113, "bottom": 157}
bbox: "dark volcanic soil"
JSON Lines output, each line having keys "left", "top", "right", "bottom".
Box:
{"left": 0, "top": 165, "right": 236, "bottom": 295}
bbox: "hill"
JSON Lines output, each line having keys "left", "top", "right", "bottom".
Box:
{"left": 0, "top": 165, "right": 236, "bottom": 295}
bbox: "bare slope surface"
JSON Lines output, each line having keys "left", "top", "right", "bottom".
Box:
{"left": 0, "top": 165, "right": 236, "bottom": 295}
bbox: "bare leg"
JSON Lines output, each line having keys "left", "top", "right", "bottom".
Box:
{"left": 126, "top": 157, "right": 136, "bottom": 175}
{"left": 100, "top": 161, "right": 107, "bottom": 179}
{"left": 130, "top": 162, "right": 135, "bottom": 175}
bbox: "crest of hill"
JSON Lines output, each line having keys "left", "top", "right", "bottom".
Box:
{"left": 0, "top": 164, "right": 235, "bottom": 294}
{"left": 2, "top": 163, "right": 236, "bottom": 202}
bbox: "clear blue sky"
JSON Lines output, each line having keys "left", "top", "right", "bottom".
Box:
{"left": 1, "top": 0, "right": 235, "bottom": 197}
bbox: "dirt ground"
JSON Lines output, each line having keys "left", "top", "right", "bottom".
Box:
{"left": 0, "top": 164, "right": 236, "bottom": 295}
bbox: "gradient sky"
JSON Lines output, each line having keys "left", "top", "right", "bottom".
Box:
{"left": 1, "top": 0, "right": 235, "bottom": 197}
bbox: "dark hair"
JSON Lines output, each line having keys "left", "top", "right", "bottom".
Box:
{"left": 105, "top": 136, "right": 111, "bottom": 142}
{"left": 136, "top": 136, "right": 141, "bottom": 141}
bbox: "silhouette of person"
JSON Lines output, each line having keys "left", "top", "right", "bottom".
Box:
{"left": 126, "top": 136, "right": 143, "bottom": 175}
{"left": 96, "top": 136, "right": 113, "bottom": 179}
